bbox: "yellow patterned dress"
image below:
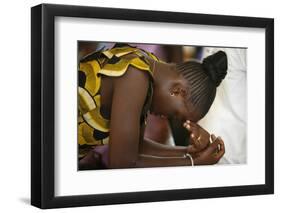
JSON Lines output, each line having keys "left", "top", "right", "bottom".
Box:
{"left": 78, "top": 44, "right": 159, "bottom": 159}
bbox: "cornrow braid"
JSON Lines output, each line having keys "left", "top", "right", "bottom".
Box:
{"left": 176, "top": 51, "right": 228, "bottom": 119}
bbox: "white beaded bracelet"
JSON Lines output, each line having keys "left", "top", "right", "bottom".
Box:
{"left": 184, "top": 153, "right": 194, "bottom": 166}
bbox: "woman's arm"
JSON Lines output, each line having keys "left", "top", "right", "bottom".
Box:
{"left": 140, "top": 137, "right": 187, "bottom": 157}
{"left": 138, "top": 120, "right": 210, "bottom": 157}
{"left": 136, "top": 154, "right": 192, "bottom": 167}
{"left": 138, "top": 120, "right": 188, "bottom": 157}
{"left": 140, "top": 120, "right": 220, "bottom": 157}
{"left": 137, "top": 136, "right": 225, "bottom": 167}
{"left": 108, "top": 66, "right": 149, "bottom": 168}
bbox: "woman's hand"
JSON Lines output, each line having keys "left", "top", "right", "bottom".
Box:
{"left": 192, "top": 135, "right": 225, "bottom": 165}
{"left": 183, "top": 120, "right": 211, "bottom": 153}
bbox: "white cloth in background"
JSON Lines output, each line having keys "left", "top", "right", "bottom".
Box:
{"left": 198, "top": 48, "right": 247, "bottom": 164}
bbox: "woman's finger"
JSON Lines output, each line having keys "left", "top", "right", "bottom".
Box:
{"left": 183, "top": 122, "right": 198, "bottom": 139}
{"left": 186, "top": 120, "right": 198, "bottom": 129}
{"left": 190, "top": 132, "right": 202, "bottom": 148}
{"left": 205, "top": 137, "right": 222, "bottom": 154}
{"left": 211, "top": 134, "right": 216, "bottom": 142}
{"left": 215, "top": 139, "right": 225, "bottom": 159}
{"left": 183, "top": 121, "right": 195, "bottom": 132}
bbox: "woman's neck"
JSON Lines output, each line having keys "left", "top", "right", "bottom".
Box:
{"left": 152, "top": 60, "right": 178, "bottom": 85}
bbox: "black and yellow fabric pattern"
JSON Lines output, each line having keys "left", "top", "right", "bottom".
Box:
{"left": 78, "top": 43, "right": 159, "bottom": 159}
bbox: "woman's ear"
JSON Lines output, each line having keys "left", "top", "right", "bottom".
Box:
{"left": 170, "top": 83, "right": 188, "bottom": 97}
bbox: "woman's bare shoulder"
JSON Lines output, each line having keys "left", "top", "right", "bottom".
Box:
{"left": 113, "top": 65, "right": 150, "bottom": 94}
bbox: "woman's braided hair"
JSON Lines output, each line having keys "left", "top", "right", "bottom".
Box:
{"left": 176, "top": 51, "right": 228, "bottom": 119}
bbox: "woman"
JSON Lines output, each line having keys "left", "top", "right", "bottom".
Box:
{"left": 78, "top": 43, "right": 227, "bottom": 169}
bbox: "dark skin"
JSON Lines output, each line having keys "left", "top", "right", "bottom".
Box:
{"left": 85, "top": 56, "right": 225, "bottom": 169}
{"left": 183, "top": 121, "right": 225, "bottom": 165}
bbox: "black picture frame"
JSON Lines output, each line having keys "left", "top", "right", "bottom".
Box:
{"left": 31, "top": 3, "right": 274, "bottom": 209}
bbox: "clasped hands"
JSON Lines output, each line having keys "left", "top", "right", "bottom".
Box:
{"left": 183, "top": 120, "right": 225, "bottom": 165}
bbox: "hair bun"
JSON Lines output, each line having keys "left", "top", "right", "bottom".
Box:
{"left": 202, "top": 51, "right": 228, "bottom": 87}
